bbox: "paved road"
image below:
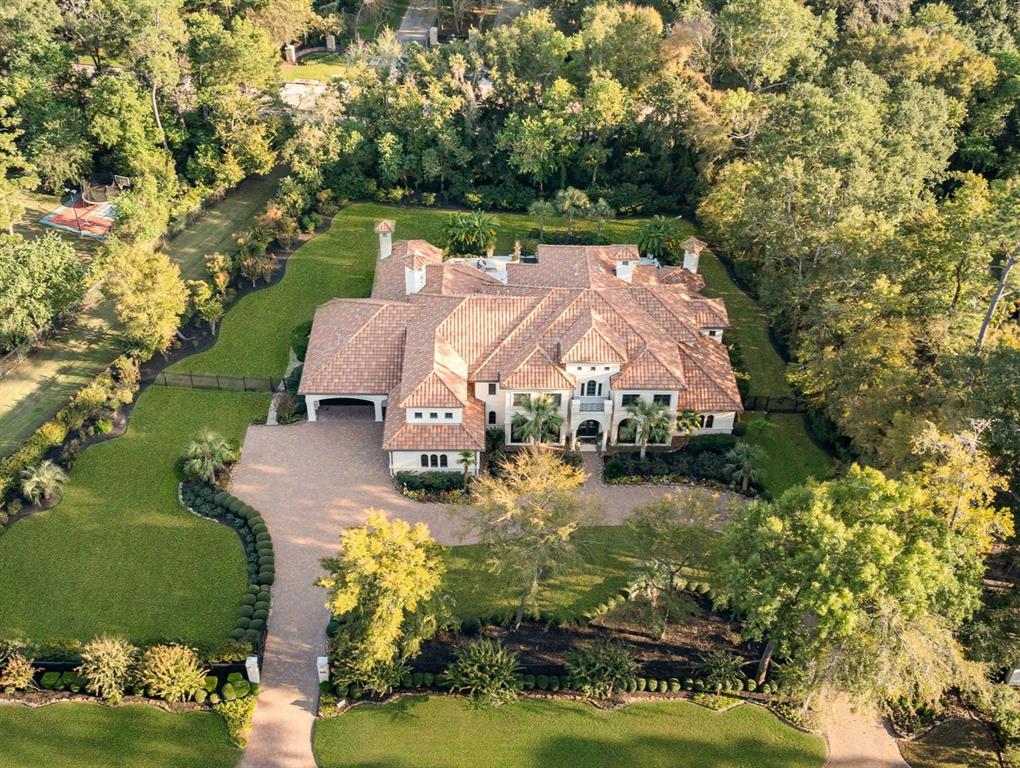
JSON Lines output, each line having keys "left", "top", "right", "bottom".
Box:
{"left": 395, "top": 0, "right": 437, "bottom": 46}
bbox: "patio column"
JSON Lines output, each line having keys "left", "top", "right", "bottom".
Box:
{"left": 306, "top": 396, "right": 318, "bottom": 422}
{"left": 373, "top": 399, "right": 384, "bottom": 422}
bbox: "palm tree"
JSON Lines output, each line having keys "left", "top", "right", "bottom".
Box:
{"left": 21, "top": 460, "right": 68, "bottom": 505}
{"left": 625, "top": 400, "right": 673, "bottom": 460}
{"left": 725, "top": 443, "right": 766, "bottom": 492}
{"left": 443, "top": 211, "right": 497, "bottom": 257}
{"left": 527, "top": 199, "right": 557, "bottom": 239}
{"left": 676, "top": 410, "right": 702, "bottom": 438}
{"left": 590, "top": 197, "right": 615, "bottom": 236}
{"left": 511, "top": 394, "right": 564, "bottom": 445}
{"left": 554, "top": 187, "right": 591, "bottom": 237}
{"left": 637, "top": 216, "right": 682, "bottom": 262}
{"left": 182, "top": 431, "right": 239, "bottom": 484}
{"left": 457, "top": 450, "right": 476, "bottom": 487}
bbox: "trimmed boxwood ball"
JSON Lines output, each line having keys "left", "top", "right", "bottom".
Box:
{"left": 233, "top": 680, "right": 251, "bottom": 698}
{"left": 234, "top": 617, "right": 251, "bottom": 630}
{"left": 258, "top": 572, "right": 275, "bottom": 585}
{"left": 194, "top": 689, "right": 207, "bottom": 704}
{"left": 227, "top": 499, "right": 245, "bottom": 514}
{"left": 247, "top": 583, "right": 261, "bottom": 595}
{"left": 411, "top": 672, "right": 424, "bottom": 687}
{"left": 251, "top": 523, "right": 268, "bottom": 535}
{"left": 349, "top": 684, "right": 363, "bottom": 699}
{"left": 646, "top": 679, "right": 658, "bottom": 693}
{"left": 239, "top": 605, "right": 254, "bottom": 618}
{"left": 694, "top": 679, "right": 706, "bottom": 692}
{"left": 213, "top": 492, "right": 229, "bottom": 505}
{"left": 204, "top": 676, "right": 218, "bottom": 693}
{"left": 221, "top": 683, "right": 237, "bottom": 701}
{"left": 229, "top": 628, "right": 245, "bottom": 640}
{"left": 257, "top": 590, "right": 270, "bottom": 603}
{"left": 255, "top": 531, "right": 271, "bottom": 543}
{"left": 745, "top": 679, "right": 757, "bottom": 692}
{"left": 548, "top": 676, "right": 561, "bottom": 692}
{"left": 669, "top": 679, "right": 681, "bottom": 693}
{"left": 626, "top": 678, "right": 637, "bottom": 692}
{"left": 636, "top": 678, "right": 647, "bottom": 691}
{"left": 659, "top": 680, "right": 670, "bottom": 693}
{"left": 227, "top": 673, "right": 243, "bottom": 683}
{"left": 522, "top": 675, "right": 535, "bottom": 690}
{"left": 252, "top": 609, "right": 268, "bottom": 621}
{"left": 241, "top": 593, "right": 256, "bottom": 606}
{"left": 249, "top": 619, "right": 265, "bottom": 631}
{"left": 40, "top": 671, "right": 61, "bottom": 690}
{"left": 683, "top": 678, "right": 694, "bottom": 691}
{"left": 422, "top": 673, "right": 434, "bottom": 687}
{"left": 242, "top": 629, "right": 260, "bottom": 644}
{"left": 536, "top": 675, "right": 549, "bottom": 691}
{"left": 253, "top": 601, "right": 270, "bottom": 612}
{"left": 334, "top": 683, "right": 349, "bottom": 698}
{"left": 209, "top": 692, "right": 221, "bottom": 705}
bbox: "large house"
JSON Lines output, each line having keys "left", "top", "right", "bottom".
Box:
{"left": 298, "top": 221, "right": 743, "bottom": 476}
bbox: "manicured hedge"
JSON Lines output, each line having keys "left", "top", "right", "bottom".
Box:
{"left": 602, "top": 434, "right": 761, "bottom": 491}
{"left": 394, "top": 471, "right": 465, "bottom": 494}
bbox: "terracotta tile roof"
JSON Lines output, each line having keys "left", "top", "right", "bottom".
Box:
{"left": 305, "top": 235, "right": 743, "bottom": 448}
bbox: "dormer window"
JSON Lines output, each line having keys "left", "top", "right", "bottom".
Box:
{"left": 444, "top": 412, "right": 453, "bottom": 419}
{"left": 430, "top": 413, "right": 438, "bottom": 419}
{"left": 414, "top": 412, "right": 423, "bottom": 419}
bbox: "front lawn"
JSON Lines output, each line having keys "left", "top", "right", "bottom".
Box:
{"left": 744, "top": 413, "right": 835, "bottom": 496}
{"left": 282, "top": 52, "right": 346, "bottom": 81}
{"left": 0, "top": 387, "right": 267, "bottom": 647}
{"left": 313, "top": 696, "right": 826, "bottom": 768}
{"left": 0, "top": 704, "right": 240, "bottom": 768}
{"left": 898, "top": 718, "right": 1000, "bottom": 768}
{"left": 444, "top": 526, "right": 639, "bottom": 623}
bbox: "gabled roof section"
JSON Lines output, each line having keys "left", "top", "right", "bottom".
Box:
{"left": 614, "top": 345, "right": 686, "bottom": 389}
{"left": 383, "top": 392, "right": 486, "bottom": 451}
{"left": 371, "top": 240, "right": 444, "bottom": 300}
{"left": 677, "top": 337, "right": 743, "bottom": 411}
{"left": 399, "top": 335, "right": 469, "bottom": 408}
{"left": 501, "top": 345, "right": 575, "bottom": 390}
{"left": 558, "top": 308, "right": 629, "bottom": 364}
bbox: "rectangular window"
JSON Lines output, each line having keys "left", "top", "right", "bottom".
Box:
{"left": 512, "top": 393, "right": 527, "bottom": 407}
{"left": 653, "top": 394, "right": 671, "bottom": 406}
{"left": 488, "top": 383, "right": 497, "bottom": 395}
{"left": 413, "top": 412, "right": 422, "bottom": 419}
{"left": 429, "top": 412, "right": 438, "bottom": 419}
{"left": 444, "top": 412, "right": 453, "bottom": 419}
{"left": 621, "top": 394, "right": 639, "bottom": 406}
{"left": 551, "top": 394, "right": 561, "bottom": 406}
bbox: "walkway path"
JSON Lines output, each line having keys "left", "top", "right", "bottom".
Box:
{"left": 231, "top": 422, "right": 702, "bottom": 767}
{"left": 395, "top": 0, "right": 437, "bottom": 46}
{"left": 820, "top": 695, "right": 910, "bottom": 768}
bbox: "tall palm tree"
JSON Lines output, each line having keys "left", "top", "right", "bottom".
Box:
{"left": 590, "top": 197, "right": 615, "bottom": 236}
{"left": 457, "top": 450, "right": 476, "bottom": 487}
{"left": 725, "top": 443, "right": 766, "bottom": 492}
{"left": 554, "top": 187, "right": 591, "bottom": 237}
{"left": 182, "top": 431, "right": 239, "bottom": 484}
{"left": 443, "top": 211, "right": 497, "bottom": 257}
{"left": 637, "top": 216, "right": 682, "bottom": 262}
{"left": 511, "top": 394, "right": 564, "bottom": 445}
{"left": 528, "top": 199, "right": 557, "bottom": 239}
{"left": 21, "top": 460, "right": 68, "bottom": 505}
{"left": 625, "top": 400, "right": 673, "bottom": 460}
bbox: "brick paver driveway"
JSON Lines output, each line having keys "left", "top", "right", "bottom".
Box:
{"left": 231, "top": 421, "right": 739, "bottom": 767}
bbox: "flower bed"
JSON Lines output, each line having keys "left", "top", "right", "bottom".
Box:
{"left": 179, "top": 483, "right": 274, "bottom": 652}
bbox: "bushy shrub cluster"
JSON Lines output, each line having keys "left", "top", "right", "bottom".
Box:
{"left": 521, "top": 673, "right": 569, "bottom": 692}
{"left": 0, "top": 650, "right": 37, "bottom": 691}
{"left": 566, "top": 640, "right": 639, "bottom": 699}
{"left": 214, "top": 695, "right": 257, "bottom": 747}
{"left": 137, "top": 644, "right": 208, "bottom": 703}
{"left": 445, "top": 639, "right": 522, "bottom": 707}
{"left": 394, "top": 471, "right": 465, "bottom": 502}
{"left": 0, "top": 356, "right": 139, "bottom": 509}
{"left": 181, "top": 484, "right": 273, "bottom": 649}
{"left": 603, "top": 435, "right": 758, "bottom": 490}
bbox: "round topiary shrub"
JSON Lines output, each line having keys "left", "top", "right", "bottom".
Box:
{"left": 227, "top": 499, "right": 245, "bottom": 514}
{"left": 255, "top": 532, "right": 271, "bottom": 544}
{"left": 209, "top": 692, "right": 221, "bottom": 704}
{"left": 460, "top": 617, "right": 482, "bottom": 635}
{"left": 637, "top": 677, "right": 647, "bottom": 691}
{"left": 254, "top": 600, "right": 270, "bottom": 612}
{"left": 626, "top": 678, "right": 638, "bottom": 692}
{"left": 204, "top": 676, "right": 218, "bottom": 693}
{"left": 258, "top": 572, "right": 275, "bottom": 586}
{"left": 334, "top": 682, "right": 349, "bottom": 698}
{"left": 194, "top": 689, "right": 207, "bottom": 704}
{"left": 242, "top": 629, "right": 260, "bottom": 644}
{"left": 241, "top": 594, "right": 256, "bottom": 606}
{"left": 234, "top": 617, "right": 251, "bottom": 630}
{"left": 411, "top": 672, "right": 424, "bottom": 687}
{"left": 259, "top": 558, "right": 275, "bottom": 571}
{"left": 349, "top": 683, "right": 363, "bottom": 699}
{"left": 693, "top": 679, "right": 705, "bottom": 692}
{"left": 536, "top": 675, "right": 549, "bottom": 691}
{"left": 213, "top": 492, "right": 229, "bottom": 505}
{"left": 233, "top": 680, "right": 251, "bottom": 698}
{"left": 257, "top": 590, "right": 270, "bottom": 603}
{"left": 549, "top": 676, "right": 561, "bottom": 692}
{"left": 247, "top": 583, "right": 261, "bottom": 595}
{"left": 669, "top": 679, "right": 681, "bottom": 693}
{"left": 239, "top": 605, "right": 254, "bottom": 618}
{"left": 249, "top": 619, "right": 265, "bottom": 631}
{"left": 646, "top": 679, "right": 658, "bottom": 693}
{"left": 229, "top": 628, "right": 245, "bottom": 640}
{"left": 422, "top": 673, "right": 434, "bottom": 687}
{"left": 522, "top": 674, "right": 535, "bottom": 690}
{"left": 400, "top": 673, "right": 412, "bottom": 688}
{"left": 745, "top": 679, "right": 757, "bottom": 692}
{"left": 251, "top": 523, "right": 268, "bottom": 535}
{"left": 252, "top": 609, "right": 268, "bottom": 621}
{"left": 221, "top": 683, "right": 237, "bottom": 701}
{"left": 683, "top": 678, "right": 694, "bottom": 691}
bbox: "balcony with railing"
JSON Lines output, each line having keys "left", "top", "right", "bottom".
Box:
{"left": 571, "top": 396, "right": 611, "bottom": 413}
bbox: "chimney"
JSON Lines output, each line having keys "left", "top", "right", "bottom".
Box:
{"left": 405, "top": 266, "right": 425, "bottom": 295}
{"left": 681, "top": 236, "right": 707, "bottom": 274}
{"left": 615, "top": 259, "right": 633, "bottom": 284}
{"left": 374, "top": 219, "right": 395, "bottom": 260}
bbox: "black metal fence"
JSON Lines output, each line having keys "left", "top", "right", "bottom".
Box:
{"left": 147, "top": 371, "right": 282, "bottom": 393}
{"left": 742, "top": 395, "right": 808, "bottom": 413}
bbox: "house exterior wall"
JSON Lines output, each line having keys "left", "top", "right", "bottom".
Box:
{"left": 389, "top": 450, "right": 480, "bottom": 474}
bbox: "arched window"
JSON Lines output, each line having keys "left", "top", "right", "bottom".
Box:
{"left": 430, "top": 454, "right": 438, "bottom": 467}
{"left": 488, "top": 411, "right": 496, "bottom": 425}
{"left": 585, "top": 380, "right": 597, "bottom": 396}
{"left": 702, "top": 414, "right": 715, "bottom": 428}
{"left": 439, "top": 455, "right": 448, "bottom": 467}
{"left": 420, "top": 454, "right": 429, "bottom": 467}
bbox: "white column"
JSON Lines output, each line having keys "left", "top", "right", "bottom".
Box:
{"left": 306, "top": 396, "right": 318, "bottom": 422}
{"left": 374, "top": 399, "right": 384, "bottom": 422}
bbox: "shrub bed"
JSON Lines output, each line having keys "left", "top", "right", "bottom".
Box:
{"left": 180, "top": 483, "right": 274, "bottom": 651}
{"left": 603, "top": 434, "right": 762, "bottom": 493}
{"left": 394, "top": 471, "right": 466, "bottom": 503}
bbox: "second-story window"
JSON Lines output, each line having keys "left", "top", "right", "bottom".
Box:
{"left": 585, "top": 381, "right": 597, "bottom": 396}
{"left": 653, "top": 394, "right": 671, "bottom": 406}
{"left": 488, "top": 383, "right": 497, "bottom": 395}
{"left": 444, "top": 412, "right": 453, "bottom": 419}
{"left": 621, "top": 394, "right": 639, "bottom": 406}
{"left": 429, "top": 412, "right": 438, "bottom": 419}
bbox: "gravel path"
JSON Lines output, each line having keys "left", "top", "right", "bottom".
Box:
{"left": 821, "top": 695, "right": 910, "bottom": 768}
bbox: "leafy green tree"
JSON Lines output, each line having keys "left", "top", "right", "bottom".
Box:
{"left": 446, "top": 639, "right": 522, "bottom": 707}
{"left": 78, "top": 636, "right": 137, "bottom": 704}
{"left": 20, "top": 460, "right": 67, "bottom": 504}
{"left": 510, "top": 394, "right": 563, "bottom": 444}
{"left": 462, "top": 446, "right": 599, "bottom": 629}
{"left": 725, "top": 443, "right": 766, "bottom": 492}
{"left": 442, "top": 211, "right": 497, "bottom": 257}
{"left": 624, "top": 399, "right": 672, "bottom": 459}
{"left": 187, "top": 280, "right": 225, "bottom": 335}
{"left": 104, "top": 239, "right": 188, "bottom": 358}
{"left": 317, "top": 512, "right": 446, "bottom": 693}
{"left": 182, "top": 431, "right": 239, "bottom": 484}
{"left": 0, "top": 96, "right": 37, "bottom": 235}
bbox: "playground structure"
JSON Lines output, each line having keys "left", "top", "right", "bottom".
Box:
{"left": 39, "top": 176, "right": 129, "bottom": 240}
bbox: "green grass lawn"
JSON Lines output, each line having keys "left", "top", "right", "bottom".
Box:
{"left": 162, "top": 168, "right": 286, "bottom": 280}
{"left": 313, "top": 696, "right": 826, "bottom": 768}
{"left": 0, "top": 704, "right": 240, "bottom": 768}
{"left": 744, "top": 413, "right": 835, "bottom": 496}
{"left": 0, "top": 386, "right": 267, "bottom": 646}
{"left": 282, "top": 52, "right": 347, "bottom": 81}
{"left": 444, "top": 526, "right": 640, "bottom": 622}
{"left": 898, "top": 718, "right": 999, "bottom": 768}
{"left": 357, "top": 0, "right": 411, "bottom": 40}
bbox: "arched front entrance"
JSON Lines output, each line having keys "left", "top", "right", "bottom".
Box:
{"left": 576, "top": 419, "right": 600, "bottom": 443}
{"left": 616, "top": 418, "right": 637, "bottom": 444}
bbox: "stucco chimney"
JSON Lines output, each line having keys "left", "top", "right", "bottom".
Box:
{"left": 374, "top": 219, "right": 395, "bottom": 259}
{"left": 404, "top": 265, "right": 426, "bottom": 295}
{"left": 615, "top": 259, "right": 634, "bottom": 284}
{"left": 681, "top": 236, "right": 707, "bottom": 274}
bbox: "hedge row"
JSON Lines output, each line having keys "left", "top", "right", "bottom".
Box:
{"left": 603, "top": 434, "right": 763, "bottom": 491}
{"left": 394, "top": 471, "right": 466, "bottom": 494}
{"left": 0, "top": 356, "right": 139, "bottom": 508}
{"left": 180, "top": 484, "right": 274, "bottom": 650}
